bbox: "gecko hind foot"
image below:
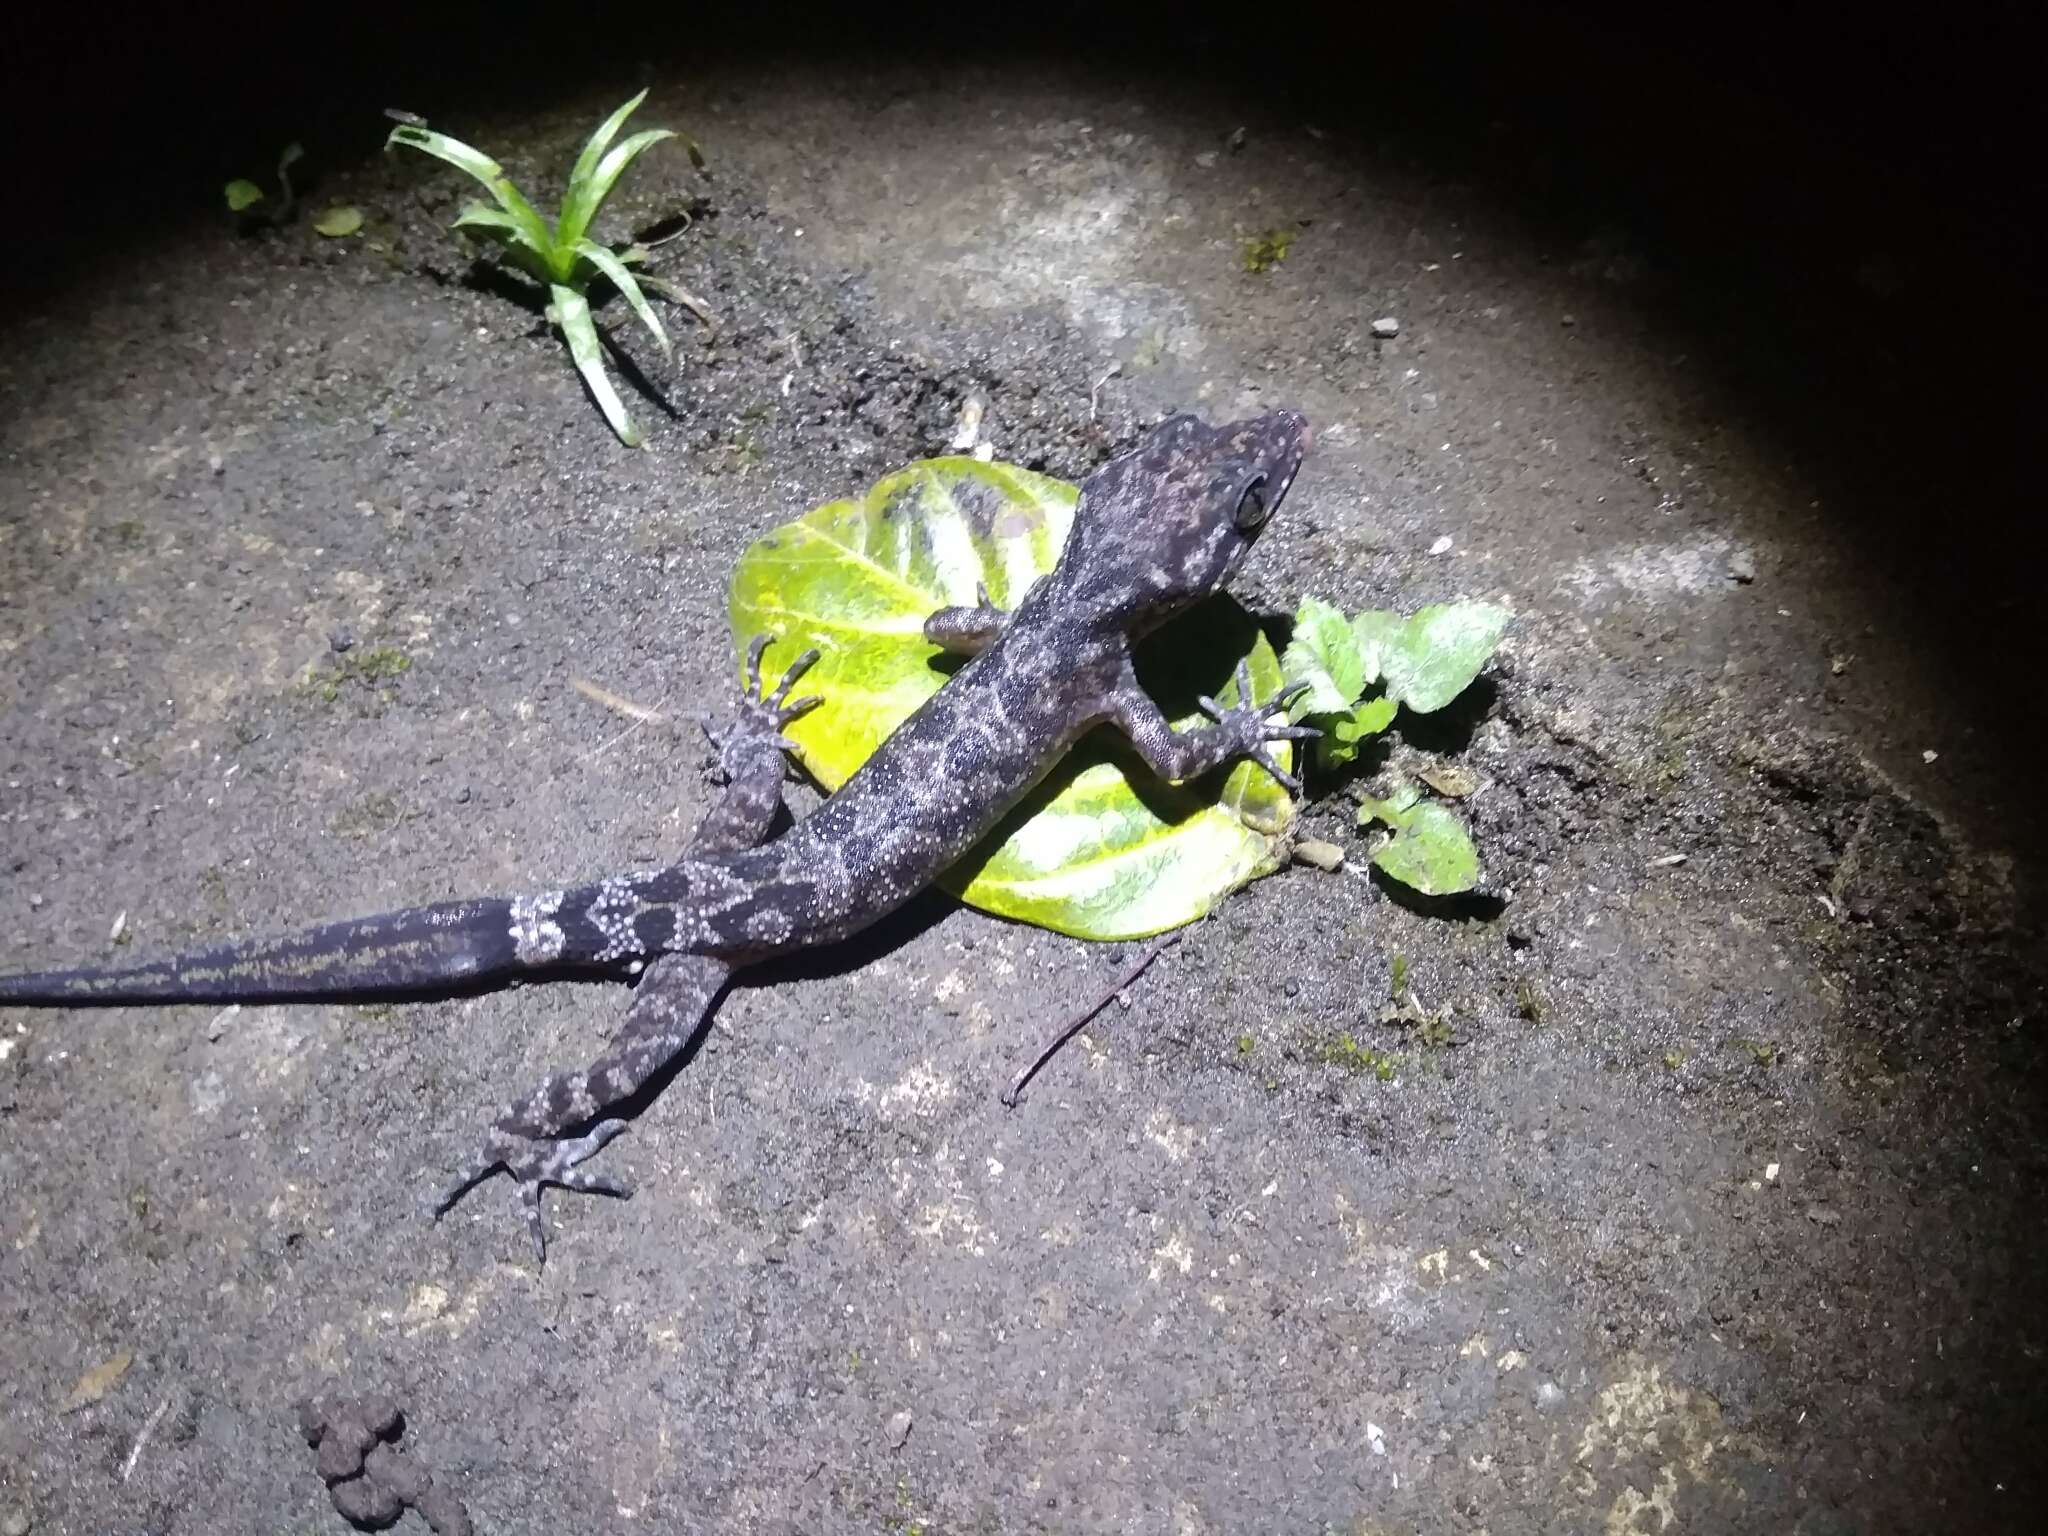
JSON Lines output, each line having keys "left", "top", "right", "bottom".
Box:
{"left": 433, "top": 1119, "right": 632, "bottom": 1264}
{"left": 1198, "top": 662, "right": 1321, "bottom": 795}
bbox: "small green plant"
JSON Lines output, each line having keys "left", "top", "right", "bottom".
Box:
{"left": 386, "top": 91, "right": 703, "bottom": 447}
{"left": 1279, "top": 596, "right": 1509, "bottom": 896}
{"left": 1241, "top": 227, "right": 1297, "bottom": 273}
{"left": 225, "top": 142, "right": 304, "bottom": 224}
{"left": 1731, "top": 1037, "right": 1777, "bottom": 1067}
{"left": 1314, "top": 1032, "right": 1399, "bottom": 1080}
{"left": 306, "top": 645, "right": 413, "bottom": 703}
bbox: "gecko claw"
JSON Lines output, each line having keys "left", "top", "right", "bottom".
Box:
{"left": 1192, "top": 660, "right": 1316, "bottom": 796}
{"left": 1251, "top": 750, "right": 1305, "bottom": 797}
{"left": 743, "top": 633, "right": 773, "bottom": 692}
{"left": 434, "top": 1118, "right": 633, "bottom": 1266}
{"left": 766, "top": 648, "right": 821, "bottom": 707}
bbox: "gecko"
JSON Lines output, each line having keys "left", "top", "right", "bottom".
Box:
{"left": 0, "top": 410, "right": 1316, "bottom": 1260}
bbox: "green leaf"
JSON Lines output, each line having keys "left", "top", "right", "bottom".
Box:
{"left": 550, "top": 282, "right": 642, "bottom": 448}
{"left": 727, "top": 459, "right": 1299, "bottom": 939}
{"left": 1348, "top": 609, "right": 1401, "bottom": 686}
{"left": 1357, "top": 781, "right": 1422, "bottom": 821}
{"left": 1376, "top": 601, "right": 1510, "bottom": 713}
{"left": 1281, "top": 596, "right": 1366, "bottom": 716}
{"left": 1358, "top": 787, "right": 1482, "bottom": 895}
{"left": 575, "top": 238, "right": 671, "bottom": 360}
{"left": 556, "top": 90, "right": 649, "bottom": 251}
{"left": 386, "top": 123, "right": 557, "bottom": 266}
{"left": 312, "top": 205, "right": 363, "bottom": 237}
{"left": 1316, "top": 694, "right": 1398, "bottom": 771}
{"left": 557, "top": 95, "right": 674, "bottom": 252}
{"left": 225, "top": 179, "right": 264, "bottom": 212}
{"left": 575, "top": 128, "right": 676, "bottom": 237}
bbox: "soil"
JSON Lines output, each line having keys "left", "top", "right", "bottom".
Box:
{"left": 2, "top": 8, "right": 2043, "bottom": 1534}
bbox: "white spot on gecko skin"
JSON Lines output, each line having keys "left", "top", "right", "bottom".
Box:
{"left": 745, "top": 908, "right": 793, "bottom": 946}
{"left": 509, "top": 890, "right": 566, "bottom": 964}
{"left": 588, "top": 878, "right": 646, "bottom": 962}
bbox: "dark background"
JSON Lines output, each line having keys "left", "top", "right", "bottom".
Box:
{"left": 6, "top": 0, "right": 2040, "bottom": 795}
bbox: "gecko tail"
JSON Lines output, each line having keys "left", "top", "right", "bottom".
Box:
{"left": 0, "top": 898, "right": 524, "bottom": 1006}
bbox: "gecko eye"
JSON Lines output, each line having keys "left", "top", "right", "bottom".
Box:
{"left": 1234, "top": 475, "right": 1270, "bottom": 531}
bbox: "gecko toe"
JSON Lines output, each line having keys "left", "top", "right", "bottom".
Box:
{"left": 778, "top": 694, "right": 824, "bottom": 726}
{"left": 767, "top": 649, "right": 821, "bottom": 706}
{"left": 1252, "top": 748, "right": 1303, "bottom": 796}
{"left": 551, "top": 1168, "right": 633, "bottom": 1199}
{"left": 434, "top": 1119, "right": 633, "bottom": 1265}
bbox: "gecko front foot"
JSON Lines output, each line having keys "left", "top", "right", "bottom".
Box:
{"left": 434, "top": 1118, "right": 632, "bottom": 1264}
{"left": 1198, "top": 661, "right": 1320, "bottom": 795}
{"left": 703, "top": 635, "right": 823, "bottom": 777}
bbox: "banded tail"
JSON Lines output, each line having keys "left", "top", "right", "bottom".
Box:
{"left": 0, "top": 898, "right": 523, "bottom": 1006}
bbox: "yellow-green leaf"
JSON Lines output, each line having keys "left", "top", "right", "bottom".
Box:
{"left": 225, "top": 179, "right": 264, "bottom": 212}
{"left": 1358, "top": 786, "right": 1482, "bottom": 895}
{"left": 727, "top": 458, "right": 1298, "bottom": 939}
{"left": 313, "top": 205, "right": 364, "bottom": 238}
{"left": 59, "top": 1350, "right": 132, "bottom": 1414}
{"left": 1281, "top": 595, "right": 1366, "bottom": 715}
{"left": 1370, "top": 601, "right": 1511, "bottom": 714}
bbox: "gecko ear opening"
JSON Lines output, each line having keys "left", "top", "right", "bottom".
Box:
{"left": 1234, "top": 475, "right": 1271, "bottom": 531}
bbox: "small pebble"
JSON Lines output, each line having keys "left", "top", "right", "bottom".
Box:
{"left": 1292, "top": 839, "right": 1345, "bottom": 872}
{"left": 1428, "top": 535, "right": 1455, "bottom": 556}
{"left": 329, "top": 628, "right": 356, "bottom": 654}
{"left": 1370, "top": 316, "right": 1400, "bottom": 338}
{"left": 886, "top": 1410, "right": 913, "bottom": 1449}
{"left": 452, "top": 787, "right": 471, "bottom": 805}
{"left": 1535, "top": 1381, "right": 1565, "bottom": 1410}
{"left": 1727, "top": 549, "right": 1757, "bottom": 584}
{"left": 1, "top": 1508, "right": 30, "bottom": 1536}
{"left": 1283, "top": 978, "right": 1300, "bottom": 998}
{"left": 26, "top": 893, "right": 43, "bottom": 910}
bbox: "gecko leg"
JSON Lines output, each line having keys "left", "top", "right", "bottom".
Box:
{"left": 1107, "top": 659, "right": 1319, "bottom": 795}
{"left": 434, "top": 953, "right": 733, "bottom": 1262}
{"left": 690, "top": 634, "right": 821, "bottom": 856}
{"left": 435, "top": 639, "right": 818, "bottom": 1262}
{"left": 923, "top": 580, "right": 1016, "bottom": 657}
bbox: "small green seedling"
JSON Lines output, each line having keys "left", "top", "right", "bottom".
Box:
{"left": 1242, "top": 227, "right": 1297, "bottom": 273}
{"left": 386, "top": 91, "right": 705, "bottom": 447}
{"left": 225, "top": 142, "right": 304, "bottom": 224}
{"left": 1280, "top": 595, "right": 1508, "bottom": 897}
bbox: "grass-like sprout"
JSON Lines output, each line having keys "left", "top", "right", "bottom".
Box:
{"left": 387, "top": 91, "right": 700, "bottom": 447}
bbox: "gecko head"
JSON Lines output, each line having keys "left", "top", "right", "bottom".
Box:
{"left": 1057, "top": 409, "right": 1312, "bottom": 631}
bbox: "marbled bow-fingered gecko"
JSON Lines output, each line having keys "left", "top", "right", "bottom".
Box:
{"left": 0, "top": 410, "right": 1316, "bottom": 1258}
